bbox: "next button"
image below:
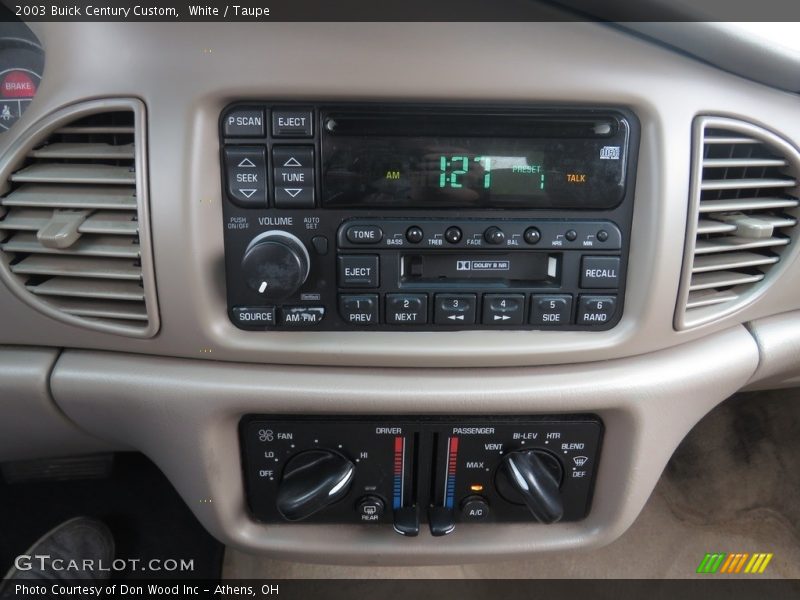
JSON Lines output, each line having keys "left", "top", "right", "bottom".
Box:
{"left": 580, "top": 256, "right": 621, "bottom": 289}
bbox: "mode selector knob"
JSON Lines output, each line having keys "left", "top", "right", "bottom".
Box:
{"left": 241, "top": 231, "right": 311, "bottom": 301}
{"left": 276, "top": 450, "right": 355, "bottom": 521}
{"left": 495, "top": 450, "right": 564, "bottom": 524}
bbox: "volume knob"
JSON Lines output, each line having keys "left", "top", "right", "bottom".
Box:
{"left": 241, "top": 231, "right": 310, "bottom": 301}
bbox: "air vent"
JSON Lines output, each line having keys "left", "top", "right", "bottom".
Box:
{"left": 676, "top": 116, "right": 800, "bottom": 329}
{"left": 0, "top": 100, "right": 158, "bottom": 337}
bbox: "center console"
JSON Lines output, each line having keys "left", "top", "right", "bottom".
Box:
{"left": 220, "top": 103, "right": 638, "bottom": 332}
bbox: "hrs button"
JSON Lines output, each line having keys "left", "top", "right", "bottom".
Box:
{"left": 339, "top": 294, "right": 379, "bottom": 326}
{"left": 530, "top": 295, "right": 573, "bottom": 326}
{"left": 386, "top": 294, "right": 428, "bottom": 325}
{"left": 338, "top": 255, "right": 379, "bottom": 288}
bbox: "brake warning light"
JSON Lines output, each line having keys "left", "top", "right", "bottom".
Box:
{"left": 1, "top": 71, "right": 37, "bottom": 98}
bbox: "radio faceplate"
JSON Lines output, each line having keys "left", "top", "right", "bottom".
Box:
{"left": 220, "top": 103, "right": 638, "bottom": 331}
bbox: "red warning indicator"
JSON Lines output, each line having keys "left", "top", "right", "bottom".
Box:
{"left": 1, "top": 71, "right": 37, "bottom": 98}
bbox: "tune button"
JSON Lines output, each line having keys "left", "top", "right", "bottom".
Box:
{"left": 406, "top": 226, "right": 424, "bottom": 244}
{"left": 484, "top": 226, "right": 505, "bottom": 245}
{"left": 445, "top": 226, "right": 462, "bottom": 244}
{"left": 524, "top": 227, "right": 541, "bottom": 244}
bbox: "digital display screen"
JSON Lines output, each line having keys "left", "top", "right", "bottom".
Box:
{"left": 321, "top": 112, "right": 629, "bottom": 210}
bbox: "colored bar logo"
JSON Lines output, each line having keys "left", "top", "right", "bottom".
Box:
{"left": 444, "top": 436, "right": 459, "bottom": 509}
{"left": 393, "top": 436, "right": 405, "bottom": 510}
{"left": 696, "top": 553, "right": 773, "bottom": 574}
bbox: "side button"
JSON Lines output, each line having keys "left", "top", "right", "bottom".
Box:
{"left": 530, "top": 295, "right": 573, "bottom": 326}
{"left": 232, "top": 306, "right": 276, "bottom": 330}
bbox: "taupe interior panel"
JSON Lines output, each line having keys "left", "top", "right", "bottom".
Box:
{"left": 0, "top": 346, "right": 117, "bottom": 461}
{"left": 51, "top": 326, "right": 757, "bottom": 563}
{"left": 0, "top": 22, "right": 794, "bottom": 367}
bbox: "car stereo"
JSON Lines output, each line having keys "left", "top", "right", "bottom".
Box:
{"left": 219, "top": 103, "right": 638, "bottom": 331}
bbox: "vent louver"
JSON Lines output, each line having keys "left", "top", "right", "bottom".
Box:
{"left": 0, "top": 100, "right": 158, "bottom": 337}
{"left": 676, "top": 116, "right": 800, "bottom": 329}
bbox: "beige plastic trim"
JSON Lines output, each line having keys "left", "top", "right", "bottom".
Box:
{"left": 52, "top": 326, "right": 757, "bottom": 563}
{"left": 675, "top": 116, "right": 800, "bottom": 330}
{"left": 0, "top": 346, "right": 118, "bottom": 461}
{"left": 0, "top": 98, "right": 160, "bottom": 338}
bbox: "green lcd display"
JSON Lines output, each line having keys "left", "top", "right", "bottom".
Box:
{"left": 321, "top": 110, "right": 629, "bottom": 209}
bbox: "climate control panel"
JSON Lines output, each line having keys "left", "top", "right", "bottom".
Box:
{"left": 240, "top": 416, "right": 602, "bottom": 535}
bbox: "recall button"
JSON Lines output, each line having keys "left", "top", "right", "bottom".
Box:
{"left": 386, "top": 294, "right": 428, "bottom": 325}
{"left": 581, "top": 256, "right": 621, "bottom": 288}
{"left": 232, "top": 306, "right": 276, "bottom": 330}
{"left": 338, "top": 255, "right": 379, "bottom": 288}
{"left": 272, "top": 108, "right": 313, "bottom": 137}
{"left": 346, "top": 224, "right": 383, "bottom": 245}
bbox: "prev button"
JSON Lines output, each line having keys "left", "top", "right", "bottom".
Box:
{"left": 338, "top": 255, "right": 379, "bottom": 288}
{"left": 339, "top": 294, "right": 379, "bottom": 325}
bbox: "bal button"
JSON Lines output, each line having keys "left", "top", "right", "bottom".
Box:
{"left": 524, "top": 227, "right": 541, "bottom": 245}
